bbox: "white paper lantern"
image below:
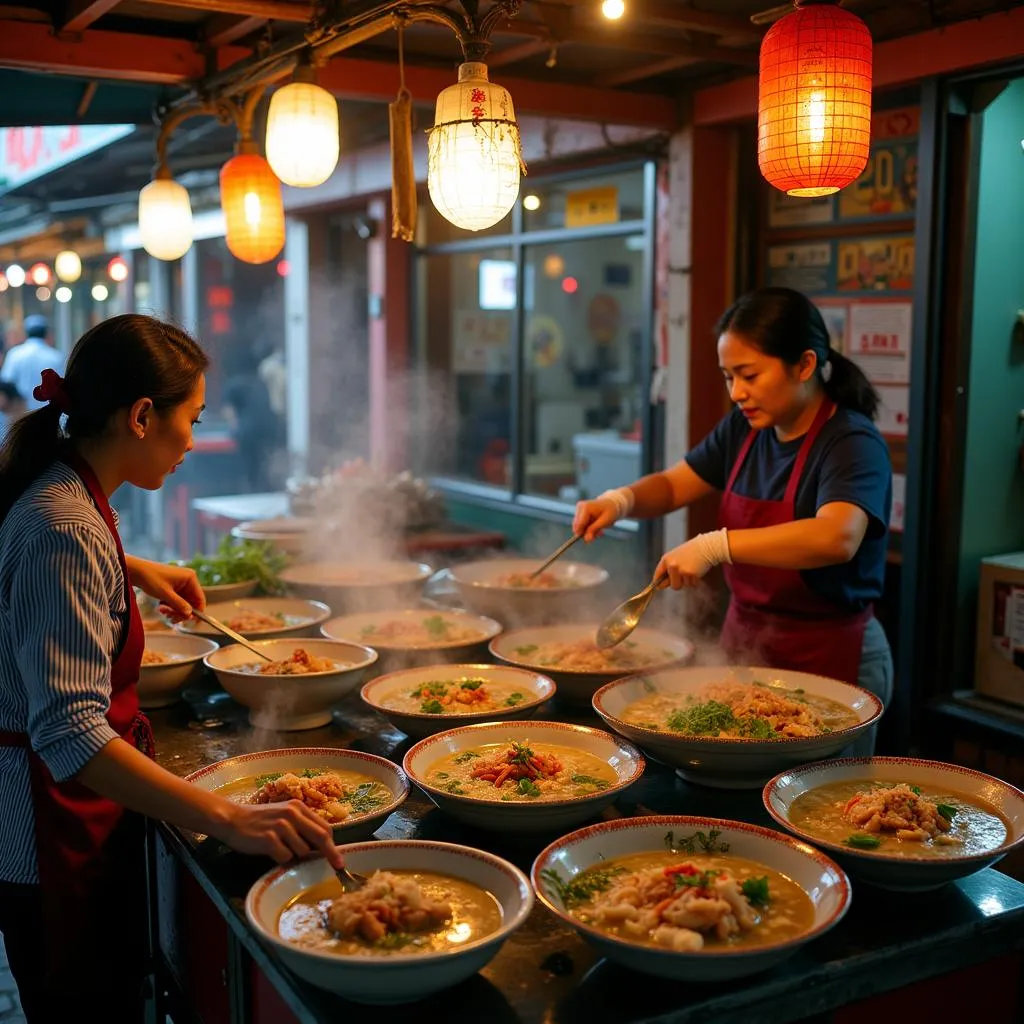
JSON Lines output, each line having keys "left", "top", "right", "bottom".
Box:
{"left": 54, "top": 250, "right": 82, "bottom": 283}
{"left": 266, "top": 76, "right": 340, "bottom": 188}
{"left": 427, "top": 62, "right": 524, "bottom": 232}
{"left": 139, "top": 177, "right": 194, "bottom": 261}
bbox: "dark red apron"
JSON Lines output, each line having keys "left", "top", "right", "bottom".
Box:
{"left": 0, "top": 454, "right": 154, "bottom": 1008}
{"left": 718, "top": 399, "right": 871, "bottom": 686}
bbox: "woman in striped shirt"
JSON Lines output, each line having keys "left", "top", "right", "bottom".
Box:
{"left": 0, "top": 315, "right": 343, "bottom": 1023}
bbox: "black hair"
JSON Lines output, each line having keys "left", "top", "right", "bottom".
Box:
{"left": 0, "top": 314, "right": 209, "bottom": 522}
{"left": 715, "top": 287, "right": 879, "bottom": 420}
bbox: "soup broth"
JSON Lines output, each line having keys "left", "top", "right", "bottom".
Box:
{"left": 278, "top": 870, "right": 502, "bottom": 956}
{"left": 379, "top": 676, "right": 533, "bottom": 716}
{"left": 512, "top": 639, "right": 671, "bottom": 674}
{"left": 788, "top": 779, "right": 1009, "bottom": 858}
{"left": 359, "top": 615, "right": 484, "bottom": 648}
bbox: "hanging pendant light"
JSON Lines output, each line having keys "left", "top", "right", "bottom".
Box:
{"left": 265, "top": 58, "right": 340, "bottom": 188}
{"left": 139, "top": 173, "right": 194, "bottom": 261}
{"left": 758, "top": 0, "right": 873, "bottom": 197}
{"left": 54, "top": 249, "right": 82, "bottom": 283}
{"left": 221, "top": 143, "right": 285, "bottom": 264}
{"left": 427, "top": 62, "right": 525, "bottom": 232}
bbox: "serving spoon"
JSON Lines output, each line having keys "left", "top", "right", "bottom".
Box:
{"left": 528, "top": 533, "right": 581, "bottom": 581}
{"left": 595, "top": 572, "right": 669, "bottom": 650}
{"left": 189, "top": 608, "right": 275, "bottom": 663}
{"left": 335, "top": 862, "right": 370, "bottom": 893}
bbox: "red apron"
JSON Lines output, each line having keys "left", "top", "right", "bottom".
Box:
{"left": 0, "top": 454, "right": 154, "bottom": 1001}
{"left": 718, "top": 399, "right": 871, "bottom": 686}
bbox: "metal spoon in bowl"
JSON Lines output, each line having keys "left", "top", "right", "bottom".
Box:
{"left": 335, "top": 862, "right": 370, "bottom": 893}
{"left": 528, "top": 533, "right": 581, "bottom": 581}
{"left": 595, "top": 572, "right": 669, "bottom": 650}
{"left": 189, "top": 608, "right": 275, "bottom": 663}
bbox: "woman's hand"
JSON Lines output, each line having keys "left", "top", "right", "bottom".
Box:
{"left": 573, "top": 498, "right": 620, "bottom": 542}
{"left": 127, "top": 556, "right": 206, "bottom": 621}
{"left": 212, "top": 800, "right": 345, "bottom": 868}
{"left": 654, "top": 530, "right": 731, "bottom": 590}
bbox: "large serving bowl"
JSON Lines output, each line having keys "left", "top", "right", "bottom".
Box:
{"left": 177, "top": 597, "right": 331, "bottom": 641}
{"left": 245, "top": 840, "right": 533, "bottom": 1004}
{"left": 231, "top": 517, "right": 316, "bottom": 557}
{"left": 490, "top": 624, "right": 693, "bottom": 706}
{"left": 139, "top": 632, "right": 219, "bottom": 709}
{"left": 203, "top": 638, "right": 378, "bottom": 730}
{"left": 764, "top": 757, "right": 1024, "bottom": 891}
{"left": 593, "top": 665, "right": 883, "bottom": 790}
{"left": 185, "top": 746, "right": 409, "bottom": 842}
{"left": 445, "top": 557, "right": 609, "bottom": 626}
{"left": 321, "top": 607, "right": 502, "bottom": 674}
{"left": 199, "top": 579, "right": 260, "bottom": 602}
{"left": 532, "top": 815, "right": 851, "bottom": 983}
{"left": 361, "top": 664, "right": 556, "bottom": 739}
{"left": 403, "top": 720, "right": 644, "bottom": 834}
{"left": 281, "top": 560, "right": 431, "bottom": 613}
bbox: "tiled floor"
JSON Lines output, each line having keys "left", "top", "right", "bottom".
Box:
{"left": 0, "top": 937, "right": 25, "bottom": 1023}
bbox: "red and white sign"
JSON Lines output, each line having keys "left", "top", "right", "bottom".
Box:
{"left": 0, "top": 123, "right": 134, "bottom": 194}
{"left": 848, "top": 302, "right": 913, "bottom": 385}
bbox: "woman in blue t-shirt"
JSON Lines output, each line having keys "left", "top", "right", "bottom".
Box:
{"left": 574, "top": 287, "right": 893, "bottom": 754}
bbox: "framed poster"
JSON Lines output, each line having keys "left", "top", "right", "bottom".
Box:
{"left": 877, "top": 384, "right": 910, "bottom": 438}
{"left": 836, "top": 235, "right": 914, "bottom": 293}
{"left": 768, "top": 191, "right": 835, "bottom": 228}
{"left": 452, "top": 310, "right": 511, "bottom": 373}
{"left": 838, "top": 107, "right": 920, "bottom": 223}
{"left": 848, "top": 302, "right": 913, "bottom": 384}
{"left": 766, "top": 241, "right": 834, "bottom": 294}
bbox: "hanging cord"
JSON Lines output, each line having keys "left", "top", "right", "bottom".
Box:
{"left": 389, "top": 19, "right": 417, "bottom": 242}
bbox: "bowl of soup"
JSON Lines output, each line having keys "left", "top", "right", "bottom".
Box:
{"left": 764, "top": 757, "right": 1024, "bottom": 891}
{"left": 362, "top": 664, "right": 556, "bottom": 739}
{"left": 231, "top": 517, "right": 316, "bottom": 557}
{"left": 204, "top": 638, "right": 378, "bottom": 731}
{"left": 245, "top": 839, "right": 533, "bottom": 1003}
{"left": 403, "top": 721, "right": 644, "bottom": 834}
{"left": 593, "top": 666, "right": 883, "bottom": 790}
{"left": 532, "top": 814, "right": 850, "bottom": 982}
{"left": 444, "top": 557, "right": 609, "bottom": 625}
{"left": 490, "top": 624, "right": 694, "bottom": 706}
{"left": 186, "top": 747, "right": 409, "bottom": 843}
{"left": 139, "top": 632, "right": 219, "bottom": 708}
{"left": 281, "top": 560, "right": 432, "bottom": 613}
{"left": 177, "top": 597, "right": 331, "bottom": 642}
{"left": 321, "top": 608, "right": 502, "bottom": 674}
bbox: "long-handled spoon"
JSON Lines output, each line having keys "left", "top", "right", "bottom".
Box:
{"left": 528, "top": 534, "right": 581, "bottom": 581}
{"left": 595, "top": 572, "right": 668, "bottom": 650}
{"left": 189, "top": 608, "right": 275, "bottom": 662}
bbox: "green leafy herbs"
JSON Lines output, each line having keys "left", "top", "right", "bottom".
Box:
{"left": 182, "top": 536, "right": 286, "bottom": 592}
{"left": 671, "top": 868, "right": 722, "bottom": 892}
{"left": 665, "top": 700, "right": 779, "bottom": 741}
{"left": 422, "top": 615, "right": 450, "bottom": 639}
{"left": 361, "top": 625, "right": 377, "bottom": 636}
{"left": 453, "top": 751, "right": 480, "bottom": 764}
{"left": 459, "top": 678, "right": 485, "bottom": 691}
{"left": 516, "top": 778, "right": 542, "bottom": 798}
{"left": 845, "top": 833, "right": 883, "bottom": 850}
{"left": 504, "top": 692, "right": 525, "bottom": 707}
{"left": 936, "top": 803, "right": 957, "bottom": 822}
{"left": 540, "top": 866, "right": 627, "bottom": 909}
{"left": 514, "top": 645, "right": 538, "bottom": 656}
{"left": 909, "top": 785, "right": 922, "bottom": 796}
{"left": 345, "top": 782, "right": 389, "bottom": 815}
{"left": 509, "top": 741, "right": 534, "bottom": 767}
{"left": 664, "top": 828, "right": 731, "bottom": 855}
{"left": 444, "top": 780, "right": 467, "bottom": 795}
{"left": 740, "top": 876, "right": 771, "bottom": 907}
{"left": 254, "top": 772, "right": 284, "bottom": 786}
{"left": 420, "top": 699, "right": 445, "bottom": 715}
{"left": 254, "top": 768, "right": 321, "bottom": 787}
{"left": 571, "top": 774, "right": 610, "bottom": 791}
{"left": 375, "top": 931, "right": 416, "bottom": 949}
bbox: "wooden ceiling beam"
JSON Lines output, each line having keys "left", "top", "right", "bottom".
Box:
{"left": 594, "top": 54, "right": 700, "bottom": 88}
{"left": 625, "top": 1, "right": 764, "bottom": 41}
{"left": 487, "top": 38, "right": 551, "bottom": 68}
{"left": 202, "top": 13, "right": 268, "bottom": 48}
{"left": 61, "top": 0, "right": 123, "bottom": 34}
{"left": 132, "top": 0, "right": 310, "bottom": 21}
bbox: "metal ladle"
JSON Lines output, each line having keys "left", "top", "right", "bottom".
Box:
{"left": 189, "top": 609, "right": 275, "bottom": 662}
{"left": 595, "top": 572, "right": 669, "bottom": 650}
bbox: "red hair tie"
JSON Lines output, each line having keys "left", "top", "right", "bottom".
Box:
{"left": 33, "top": 368, "right": 71, "bottom": 414}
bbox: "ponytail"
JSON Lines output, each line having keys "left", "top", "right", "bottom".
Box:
{"left": 0, "top": 405, "right": 67, "bottom": 522}
{"left": 822, "top": 350, "right": 880, "bottom": 421}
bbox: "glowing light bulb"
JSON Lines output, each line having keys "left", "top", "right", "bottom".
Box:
{"left": 91, "top": 283, "right": 109, "bottom": 302}
{"left": 602, "top": 0, "right": 625, "bottom": 21}
{"left": 523, "top": 194, "right": 541, "bottom": 211}
{"left": 55, "top": 286, "right": 72, "bottom": 303}
{"left": 6, "top": 264, "right": 24, "bottom": 288}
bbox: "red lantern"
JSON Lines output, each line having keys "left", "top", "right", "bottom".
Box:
{"left": 220, "top": 153, "right": 285, "bottom": 264}
{"left": 758, "top": 1, "right": 873, "bottom": 197}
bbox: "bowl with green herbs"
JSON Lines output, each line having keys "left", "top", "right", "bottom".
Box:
{"left": 764, "top": 757, "right": 1024, "bottom": 891}
{"left": 592, "top": 666, "right": 882, "bottom": 790}
{"left": 178, "top": 537, "right": 287, "bottom": 601}
{"left": 360, "top": 663, "right": 556, "bottom": 739}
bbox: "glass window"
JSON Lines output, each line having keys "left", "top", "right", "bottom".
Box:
{"left": 521, "top": 167, "right": 646, "bottom": 232}
{"left": 413, "top": 246, "right": 515, "bottom": 486}
{"left": 522, "top": 235, "right": 646, "bottom": 499}
{"left": 417, "top": 196, "right": 513, "bottom": 246}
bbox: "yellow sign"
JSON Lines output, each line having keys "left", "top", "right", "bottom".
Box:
{"left": 565, "top": 186, "right": 619, "bottom": 229}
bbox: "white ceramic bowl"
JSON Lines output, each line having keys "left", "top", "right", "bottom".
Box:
{"left": 532, "top": 815, "right": 851, "bottom": 982}
{"left": 764, "top": 756, "right": 1024, "bottom": 891}
{"left": 203, "top": 638, "right": 378, "bottom": 731}
{"left": 199, "top": 579, "right": 260, "bottom": 602}
{"left": 321, "top": 607, "right": 502, "bottom": 674}
{"left": 403, "top": 721, "right": 644, "bottom": 834}
{"left": 185, "top": 747, "right": 409, "bottom": 842}
{"left": 178, "top": 597, "right": 331, "bottom": 641}
{"left": 231, "top": 517, "right": 316, "bottom": 557}
{"left": 361, "top": 664, "right": 556, "bottom": 739}
{"left": 281, "top": 561, "right": 432, "bottom": 613}
{"left": 245, "top": 840, "right": 533, "bottom": 1004}
{"left": 490, "top": 624, "right": 694, "bottom": 706}
{"left": 446, "top": 557, "right": 609, "bottom": 626}
{"left": 592, "top": 665, "right": 884, "bottom": 790}
{"left": 139, "top": 632, "right": 219, "bottom": 709}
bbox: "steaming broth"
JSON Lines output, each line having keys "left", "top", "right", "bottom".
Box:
{"left": 621, "top": 681, "right": 858, "bottom": 739}
{"left": 511, "top": 639, "right": 671, "bottom": 674}
{"left": 426, "top": 740, "right": 617, "bottom": 801}
{"left": 379, "top": 676, "right": 533, "bottom": 715}
{"left": 359, "top": 615, "right": 486, "bottom": 648}
{"left": 278, "top": 870, "right": 502, "bottom": 956}
{"left": 224, "top": 611, "right": 310, "bottom": 633}
{"left": 496, "top": 572, "right": 580, "bottom": 589}
{"left": 236, "top": 649, "right": 342, "bottom": 675}
{"left": 554, "top": 850, "right": 814, "bottom": 951}
{"left": 788, "top": 780, "right": 1009, "bottom": 858}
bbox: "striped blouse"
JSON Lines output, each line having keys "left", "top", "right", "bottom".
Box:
{"left": 0, "top": 462, "right": 128, "bottom": 883}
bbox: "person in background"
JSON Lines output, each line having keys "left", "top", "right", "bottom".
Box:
{"left": 574, "top": 287, "right": 893, "bottom": 756}
{"left": 0, "top": 314, "right": 342, "bottom": 1022}
{"left": 224, "top": 349, "right": 279, "bottom": 493}
{"left": 0, "top": 315, "right": 65, "bottom": 412}
{"left": 0, "top": 382, "right": 26, "bottom": 439}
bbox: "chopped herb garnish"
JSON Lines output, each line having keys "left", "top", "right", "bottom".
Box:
{"left": 420, "top": 699, "right": 444, "bottom": 715}
{"left": 845, "top": 833, "right": 882, "bottom": 850}
{"left": 505, "top": 692, "right": 525, "bottom": 706}
{"left": 671, "top": 867, "right": 722, "bottom": 892}
{"left": 298, "top": 768, "right": 322, "bottom": 779}
{"left": 444, "top": 780, "right": 466, "bottom": 795}
{"left": 435, "top": 772, "right": 450, "bottom": 779}
{"left": 344, "top": 782, "right": 389, "bottom": 814}
{"left": 509, "top": 741, "right": 534, "bottom": 767}
{"left": 376, "top": 931, "right": 415, "bottom": 949}
{"left": 453, "top": 751, "right": 480, "bottom": 764}
{"left": 540, "top": 866, "right": 627, "bottom": 909}
{"left": 665, "top": 828, "right": 731, "bottom": 854}
{"left": 909, "top": 785, "right": 922, "bottom": 796}
{"left": 571, "top": 774, "right": 610, "bottom": 791}
{"left": 422, "top": 615, "right": 450, "bottom": 638}
{"left": 738, "top": 716, "right": 776, "bottom": 740}
{"left": 515, "top": 778, "right": 542, "bottom": 798}
{"left": 665, "top": 699, "right": 737, "bottom": 737}
{"left": 936, "top": 803, "right": 957, "bottom": 822}
{"left": 741, "top": 876, "right": 771, "bottom": 907}
{"left": 514, "top": 645, "right": 538, "bottom": 656}
{"left": 460, "top": 678, "right": 485, "bottom": 690}
{"left": 413, "top": 681, "right": 449, "bottom": 698}
{"left": 254, "top": 772, "right": 284, "bottom": 786}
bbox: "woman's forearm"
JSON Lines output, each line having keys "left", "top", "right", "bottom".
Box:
{"left": 626, "top": 472, "right": 679, "bottom": 519}
{"left": 726, "top": 514, "right": 862, "bottom": 570}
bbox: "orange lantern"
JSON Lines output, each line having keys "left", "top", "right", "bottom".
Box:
{"left": 220, "top": 150, "right": 285, "bottom": 264}
{"left": 758, "top": 0, "right": 873, "bottom": 197}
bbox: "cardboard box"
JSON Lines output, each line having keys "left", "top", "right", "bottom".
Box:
{"left": 975, "top": 553, "right": 1024, "bottom": 707}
